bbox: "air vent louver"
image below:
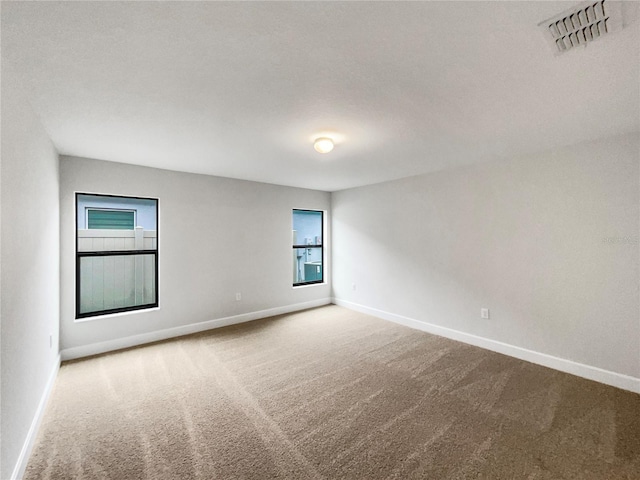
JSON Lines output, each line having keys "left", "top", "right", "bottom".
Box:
{"left": 539, "top": 0, "right": 623, "bottom": 54}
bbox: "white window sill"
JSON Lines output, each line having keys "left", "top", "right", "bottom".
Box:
{"left": 75, "top": 306, "right": 160, "bottom": 323}
{"left": 292, "top": 282, "right": 327, "bottom": 289}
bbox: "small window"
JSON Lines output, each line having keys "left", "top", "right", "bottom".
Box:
{"left": 292, "top": 209, "right": 323, "bottom": 286}
{"left": 76, "top": 193, "right": 158, "bottom": 318}
{"left": 87, "top": 208, "right": 135, "bottom": 230}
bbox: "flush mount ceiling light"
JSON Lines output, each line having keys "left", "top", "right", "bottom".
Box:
{"left": 313, "top": 137, "right": 334, "bottom": 154}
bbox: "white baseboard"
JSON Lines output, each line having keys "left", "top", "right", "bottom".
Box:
{"left": 61, "top": 298, "right": 332, "bottom": 361}
{"left": 333, "top": 298, "right": 640, "bottom": 394}
{"left": 12, "top": 353, "right": 61, "bottom": 480}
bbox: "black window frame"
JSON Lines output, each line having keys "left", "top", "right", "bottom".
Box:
{"left": 75, "top": 192, "right": 159, "bottom": 319}
{"left": 292, "top": 209, "right": 324, "bottom": 287}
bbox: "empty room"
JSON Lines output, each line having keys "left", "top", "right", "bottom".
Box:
{"left": 1, "top": 1, "right": 639, "bottom": 479}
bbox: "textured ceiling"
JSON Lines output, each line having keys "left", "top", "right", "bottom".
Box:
{"left": 2, "top": 1, "right": 639, "bottom": 191}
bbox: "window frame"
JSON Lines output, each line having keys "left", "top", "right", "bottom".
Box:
{"left": 292, "top": 209, "right": 324, "bottom": 287}
{"left": 75, "top": 193, "right": 159, "bottom": 319}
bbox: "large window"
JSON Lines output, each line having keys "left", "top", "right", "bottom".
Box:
{"left": 292, "top": 209, "right": 323, "bottom": 286}
{"left": 76, "top": 193, "right": 158, "bottom": 318}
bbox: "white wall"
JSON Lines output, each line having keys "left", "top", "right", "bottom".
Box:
{"left": 332, "top": 132, "right": 640, "bottom": 385}
{"left": 60, "top": 156, "right": 330, "bottom": 352}
{"left": 1, "top": 65, "right": 60, "bottom": 480}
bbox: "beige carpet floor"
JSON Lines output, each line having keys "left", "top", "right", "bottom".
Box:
{"left": 25, "top": 305, "right": 640, "bottom": 479}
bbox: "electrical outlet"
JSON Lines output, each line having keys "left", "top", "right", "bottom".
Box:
{"left": 480, "top": 308, "right": 490, "bottom": 319}
{"left": 352, "top": 283, "right": 356, "bottom": 291}
{"left": 235, "top": 292, "right": 242, "bottom": 301}
{"left": 49, "top": 334, "right": 53, "bottom": 348}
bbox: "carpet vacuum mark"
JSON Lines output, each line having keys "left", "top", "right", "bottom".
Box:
{"left": 25, "top": 305, "right": 640, "bottom": 479}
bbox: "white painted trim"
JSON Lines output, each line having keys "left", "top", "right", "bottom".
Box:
{"left": 11, "top": 354, "right": 61, "bottom": 480}
{"left": 61, "top": 298, "right": 331, "bottom": 361}
{"left": 333, "top": 298, "right": 640, "bottom": 394}
{"left": 292, "top": 282, "right": 328, "bottom": 290}
{"left": 74, "top": 306, "right": 161, "bottom": 323}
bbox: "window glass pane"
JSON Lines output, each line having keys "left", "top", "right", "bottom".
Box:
{"left": 292, "top": 210, "right": 322, "bottom": 245}
{"left": 79, "top": 254, "right": 156, "bottom": 315}
{"left": 77, "top": 194, "right": 157, "bottom": 253}
{"left": 292, "top": 210, "right": 323, "bottom": 285}
{"left": 77, "top": 193, "right": 157, "bottom": 231}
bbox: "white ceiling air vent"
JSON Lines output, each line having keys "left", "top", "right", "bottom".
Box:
{"left": 538, "top": 0, "right": 623, "bottom": 54}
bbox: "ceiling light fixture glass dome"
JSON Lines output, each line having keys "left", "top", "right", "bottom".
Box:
{"left": 314, "top": 137, "right": 334, "bottom": 153}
